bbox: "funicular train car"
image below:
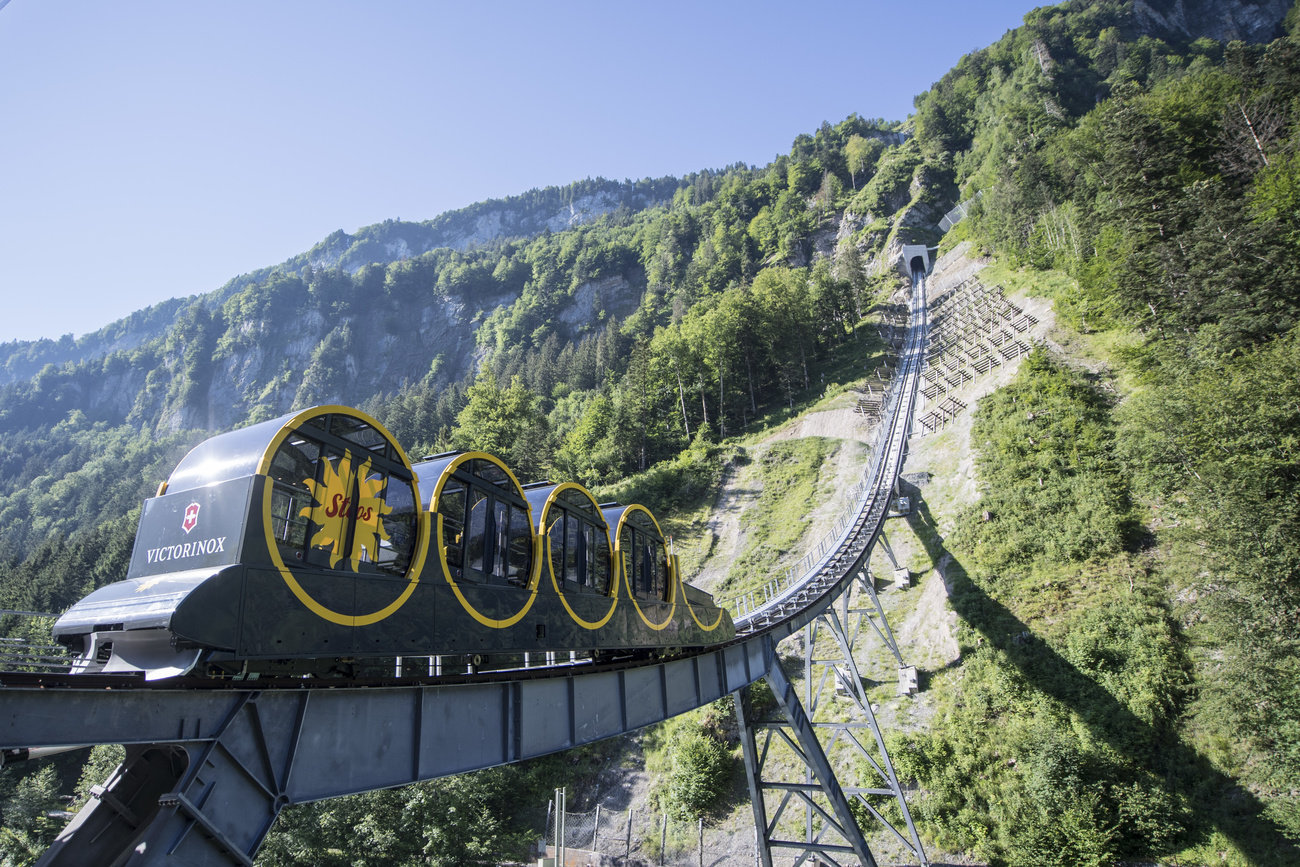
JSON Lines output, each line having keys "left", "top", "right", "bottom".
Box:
{"left": 52, "top": 405, "right": 734, "bottom": 679}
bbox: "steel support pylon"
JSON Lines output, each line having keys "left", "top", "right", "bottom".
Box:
{"left": 736, "top": 572, "right": 928, "bottom": 867}
{"left": 38, "top": 691, "right": 309, "bottom": 866}
{"left": 736, "top": 642, "right": 875, "bottom": 867}
{"left": 875, "top": 533, "right": 902, "bottom": 575}
{"left": 846, "top": 567, "right": 905, "bottom": 671}
{"left": 805, "top": 569, "right": 926, "bottom": 865}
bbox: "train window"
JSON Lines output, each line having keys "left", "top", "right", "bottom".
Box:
{"left": 492, "top": 499, "right": 510, "bottom": 580}
{"left": 270, "top": 425, "right": 418, "bottom": 577}
{"left": 638, "top": 542, "right": 650, "bottom": 596}
{"left": 640, "top": 541, "right": 653, "bottom": 597}
{"left": 581, "top": 524, "right": 595, "bottom": 590}
{"left": 620, "top": 526, "right": 637, "bottom": 595}
{"left": 548, "top": 513, "right": 565, "bottom": 586}
{"left": 269, "top": 436, "right": 320, "bottom": 484}
{"left": 543, "top": 505, "right": 607, "bottom": 595}
{"left": 621, "top": 523, "right": 668, "bottom": 601}
{"left": 507, "top": 507, "right": 531, "bottom": 587}
{"left": 329, "top": 415, "right": 389, "bottom": 456}
{"left": 592, "top": 528, "right": 611, "bottom": 595}
{"left": 647, "top": 540, "right": 667, "bottom": 600}
{"left": 434, "top": 458, "right": 533, "bottom": 588}
{"left": 269, "top": 437, "right": 319, "bottom": 557}
{"left": 440, "top": 481, "right": 466, "bottom": 575}
{"left": 474, "top": 459, "right": 510, "bottom": 488}
{"left": 545, "top": 489, "right": 612, "bottom": 596}
{"left": 377, "top": 476, "right": 417, "bottom": 576}
{"left": 466, "top": 489, "right": 488, "bottom": 576}
{"left": 655, "top": 542, "right": 668, "bottom": 599}
{"left": 558, "top": 488, "right": 596, "bottom": 515}
{"left": 565, "top": 516, "right": 580, "bottom": 587}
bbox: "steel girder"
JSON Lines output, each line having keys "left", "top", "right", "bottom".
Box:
{"left": 846, "top": 567, "right": 905, "bottom": 670}
{"left": 734, "top": 570, "right": 927, "bottom": 867}
{"left": 8, "top": 639, "right": 770, "bottom": 866}
{"left": 804, "top": 578, "right": 927, "bottom": 866}
{"left": 736, "top": 641, "right": 875, "bottom": 867}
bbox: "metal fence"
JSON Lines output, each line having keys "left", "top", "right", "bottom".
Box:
{"left": 0, "top": 611, "right": 71, "bottom": 673}
{"left": 937, "top": 189, "right": 982, "bottom": 233}
{"left": 545, "top": 805, "right": 760, "bottom": 867}
{"left": 725, "top": 307, "right": 915, "bottom": 626}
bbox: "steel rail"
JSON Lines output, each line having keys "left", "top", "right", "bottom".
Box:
{"left": 727, "top": 267, "right": 927, "bottom": 642}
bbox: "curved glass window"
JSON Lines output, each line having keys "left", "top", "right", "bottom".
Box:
{"left": 436, "top": 458, "right": 532, "bottom": 588}
{"left": 620, "top": 514, "right": 669, "bottom": 601}
{"left": 266, "top": 415, "right": 418, "bottom": 577}
{"left": 545, "top": 488, "right": 612, "bottom": 596}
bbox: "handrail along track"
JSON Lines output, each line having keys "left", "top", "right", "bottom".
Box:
{"left": 730, "top": 264, "right": 927, "bottom": 640}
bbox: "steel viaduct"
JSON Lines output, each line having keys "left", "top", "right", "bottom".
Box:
{"left": 1, "top": 264, "right": 934, "bottom": 867}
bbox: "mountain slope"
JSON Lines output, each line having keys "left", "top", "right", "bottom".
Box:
{"left": 0, "top": 176, "right": 680, "bottom": 389}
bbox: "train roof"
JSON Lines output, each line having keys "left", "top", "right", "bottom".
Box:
{"left": 164, "top": 406, "right": 409, "bottom": 495}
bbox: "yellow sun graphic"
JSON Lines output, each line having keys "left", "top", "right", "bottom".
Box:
{"left": 299, "top": 449, "right": 393, "bottom": 570}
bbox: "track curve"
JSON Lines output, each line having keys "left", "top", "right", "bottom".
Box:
{"left": 730, "top": 266, "right": 927, "bottom": 641}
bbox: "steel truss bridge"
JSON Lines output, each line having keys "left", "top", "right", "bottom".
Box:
{"left": 1, "top": 269, "right": 932, "bottom": 867}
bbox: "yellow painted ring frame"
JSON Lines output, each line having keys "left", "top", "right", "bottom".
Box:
{"left": 684, "top": 561, "right": 728, "bottom": 632}
{"left": 257, "top": 405, "right": 428, "bottom": 627}
{"left": 619, "top": 505, "right": 677, "bottom": 631}
{"left": 540, "top": 483, "right": 619, "bottom": 630}
{"left": 431, "top": 452, "right": 540, "bottom": 629}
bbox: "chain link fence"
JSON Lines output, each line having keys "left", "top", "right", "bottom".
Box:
{"left": 937, "top": 189, "right": 983, "bottom": 233}
{"left": 545, "top": 804, "right": 760, "bottom": 867}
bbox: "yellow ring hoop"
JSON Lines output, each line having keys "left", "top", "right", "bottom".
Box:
{"left": 619, "top": 505, "right": 677, "bottom": 631}
{"left": 540, "top": 483, "right": 618, "bottom": 630}
{"left": 257, "top": 405, "right": 427, "bottom": 627}
{"left": 432, "top": 452, "right": 539, "bottom": 629}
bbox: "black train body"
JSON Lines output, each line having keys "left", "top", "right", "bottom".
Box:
{"left": 52, "top": 405, "right": 734, "bottom": 679}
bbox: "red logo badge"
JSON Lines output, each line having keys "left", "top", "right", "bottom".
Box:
{"left": 182, "top": 503, "right": 200, "bottom": 534}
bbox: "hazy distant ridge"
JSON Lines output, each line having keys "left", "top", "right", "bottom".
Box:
{"left": 0, "top": 175, "right": 682, "bottom": 387}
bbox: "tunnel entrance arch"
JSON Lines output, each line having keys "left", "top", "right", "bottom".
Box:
{"left": 896, "top": 244, "right": 931, "bottom": 278}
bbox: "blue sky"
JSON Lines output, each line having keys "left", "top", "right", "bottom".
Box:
{"left": 0, "top": 1, "right": 1039, "bottom": 343}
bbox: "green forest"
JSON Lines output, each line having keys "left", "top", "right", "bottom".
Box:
{"left": 891, "top": 2, "right": 1300, "bottom": 863}
{"left": 3, "top": 1, "right": 1300, "bottom": 865}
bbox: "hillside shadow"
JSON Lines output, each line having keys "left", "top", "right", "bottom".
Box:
{"left": 902, "top": 492, "right": 1298, "bottom": 864}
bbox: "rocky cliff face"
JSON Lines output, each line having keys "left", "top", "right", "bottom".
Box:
{"left": 0, "top": 177, "right": 678, "bottom": 393}
{"left": 146, "top": 291, "right": 486, "bottom": 432}
{"left": 1133, "top": 0, "right": 1290, "bottom": 44}
{"left": 306, "top": 192, "right": 635, "bottom": 273}
{"left": 283, "top": 178, "right": 679, "bottom": 279}
{"left": 75, "top": 266, "right": 647, "bottom": 436}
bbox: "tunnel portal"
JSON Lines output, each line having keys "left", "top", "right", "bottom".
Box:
{"left": 897, "top": 244, "right": 931, "bottom": 278}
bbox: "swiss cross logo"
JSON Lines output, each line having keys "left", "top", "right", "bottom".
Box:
{"left": 182, "top": 503, "right": 200, "bottom": 534}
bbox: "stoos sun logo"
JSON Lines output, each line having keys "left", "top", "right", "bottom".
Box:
{"left": 182, "top": 503, "right": 200, "bottom": 534}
